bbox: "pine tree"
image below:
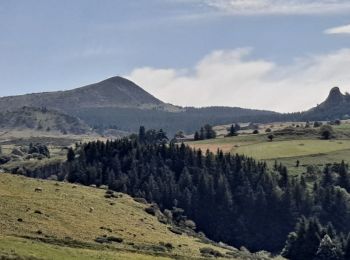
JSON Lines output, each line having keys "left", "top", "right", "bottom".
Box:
{"left": 227, "top": 124, "right": 237, "bottom": 136}
{"left": 344, "top": 234, "right": 350, "bottom": 260}
{"left": 322, "top": 165, "right": 333, "bottom": 188}
{"left": 139, "top": 126, "right": 146, "bottom": 143}
{"left": 67, "top": 148, "right": 75, "bottom": 162}
{"left": 199, "top": 127, "right": 204, "bottom": 140}
{"left": 338, "top": 160, "right": 349, "bottom": 192}
{"left": 315, "top": 235, "right": 341, "bottom": 260}
{"left": 194, "top": 131, "right": 200, "bottom": 141}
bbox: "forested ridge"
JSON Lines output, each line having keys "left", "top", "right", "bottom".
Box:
{"left": 33, "top": 131, "right": 345, "bottom": 259}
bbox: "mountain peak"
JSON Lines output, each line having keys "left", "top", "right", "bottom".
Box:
{"left": 324, "top": 86, "right": 344, "bottom": 106}
{"left": 99, "top": 76, "right": 133, "bottom": 85}
{"left": 329, "top": 86, "right": 342, "bottom": 96}
{"left": 0, "top": 76, "right": 165, "bottom": 112}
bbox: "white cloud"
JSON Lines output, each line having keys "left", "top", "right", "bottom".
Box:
{"left": 325, "top": 24, "right": 350, "bottom": 34}
{"left": 201, "top": 0, "right": 350, "bottom": 15}
{"left": 126, "top": 48, "right": 350, "bottom": 113}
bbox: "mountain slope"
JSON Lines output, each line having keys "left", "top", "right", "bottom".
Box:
{"left": 0, "top": 76, "right": 281, "bottom": 134}
{"left": 0, "top": 106, "right": 91, "bottom": 134}
{"left": 0, "top": 76, "right": 171, "bottom": 112}
{"left": 0, "top": 173, "right": 275, "bottom": 260}
{"left": 302, "top": 87, "right": 350, "bottom": 121}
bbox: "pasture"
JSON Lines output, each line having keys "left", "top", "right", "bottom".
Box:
{"left": 0, "top": 173, "right": 241, "bottom": 260}
{"left": 187, "top": 122, "right": 350, "bottom": 176}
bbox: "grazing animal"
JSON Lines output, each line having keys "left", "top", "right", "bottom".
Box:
{"left": 34, "top": 187, "right": 43, "bottom": 192}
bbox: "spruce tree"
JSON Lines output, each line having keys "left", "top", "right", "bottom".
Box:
{"left": 315, "top": 235, "right": 341, "bottom": 260}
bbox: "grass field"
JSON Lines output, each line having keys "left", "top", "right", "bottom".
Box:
{"left": 235, "top": 139, "right": 350, "bottom": 160}
{"left": 187, "top": 123, "right": 350, "bottom": 176}
{"left": 1, "top": 173, "right": 262, "bottom": 260}
{"left": 0, "top": 235, "right": 171, "bottom": 260}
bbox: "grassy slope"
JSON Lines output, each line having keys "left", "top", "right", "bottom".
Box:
{"left": 186, "top": 124, "right": 350, "bottom": 176}
{"left": 0, "top": 173, "right": 244, "bottom": 260}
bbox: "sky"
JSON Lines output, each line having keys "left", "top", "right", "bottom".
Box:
{"left": 1, "top": 0, "right": 350, "bottom": 112}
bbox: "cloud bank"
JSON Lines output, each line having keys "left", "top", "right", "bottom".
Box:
{"left": 201, "top": 0, "right": 350, "bottom": 15}
{"left": 126, "top": 48, "right": 350, "bottom": 113}
{"left": 325, "top": 24, "right": 350, "bottom": 34}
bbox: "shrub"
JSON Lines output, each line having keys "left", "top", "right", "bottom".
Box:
{"left": 134, "top": 197, "right": 148, "bottom": 204}
{"left": 320, "top": 125, "right": 334, "bottom": 140}
{"left": 252, "top": 130, "right": 259, "bottom": 134}
{"left": 314, "top": 121, "right": 323, "bottom": 128}
{"left": 159, "top": 242, "right": 174, "bottom": 251}
{"left": 28, "top": 143, "right": 50, "bottom": 158}
{"left": 107, "top": 236, "right": 123, "bottom": 243}
{"left": 0, "top": 155, "right": 10, "bottom": 164}
{"left": 199, "top": 247, "right": 224, "bottom": 257}
{"left": 184, "top": 220, "right": 196, "bottom": 230}
{"left": 145, "top": 205, "right": 158, "bottom": 216}
{"left": 94, "top": 236, "right": 109, "bottom": 244}
{"left": 168, "top": 226, "right": 182, "bottom": 235}
{"left": 164, "top": 209, "right": 173, "bottom": 221}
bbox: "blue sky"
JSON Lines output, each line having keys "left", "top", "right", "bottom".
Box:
{"left": 1, "top": 0, "right": 350, "bottom": 112}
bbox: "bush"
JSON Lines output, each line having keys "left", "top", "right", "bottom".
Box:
{"left": 28, "top": 143, "right": 50, "bottom": 158}
{"left": 265, "top": 128, "right": 272, "bottom": 133}
{"left": 107, "top": 236, "right": 123, "bottom": 243}
{"left": 159, "top": 242, "right": 174, "bottom": 251}
{"left": 0, "top": 155, "right": 11, "bottom": 164}
{"left": 168, "top": 226, "right": 183, "bottom": 235}
{"left": 314, "top": 121, "right": 323, "bottom": 128}
{"left": 252, "top": 130, "right": 259, "bottom": 134}
{"left": 145, "top": 205, "right": 159, "bottom": 216}
{"left": 134, "top": 197, "right": 148, "bottom": 204}
{"left": 184, "top": 220, "right": 196, "bottom": 230}
{"left": 199, "top": 247, "right": 224, "bottom": 257}
{"left": 320, "top": 125, "right": 334, "bottom": 140}
{"left": 94, "top": 236, "right": 109, "bottom": 244}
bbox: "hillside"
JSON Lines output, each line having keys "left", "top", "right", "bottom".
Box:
{"left": 301, "top": 87, "right": 350, "bottom": 121}
{"left": 0, "top": 76, "right": 280, "bottom": 135}
{"left": 76, "top": 106, "right": 281, "bottom": 135}
{"left": 0, "top": 173, "right": 276, "bottom": 260}
{"left": 0, "top": 106, "right": 91, "bottom": 135}
{"left": 0, "top": 76, "right": 174, "bottom": 112}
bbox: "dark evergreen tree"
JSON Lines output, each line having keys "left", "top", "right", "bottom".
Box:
{"left": 67, "top": 148, "right": 75, "bottom": 162}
